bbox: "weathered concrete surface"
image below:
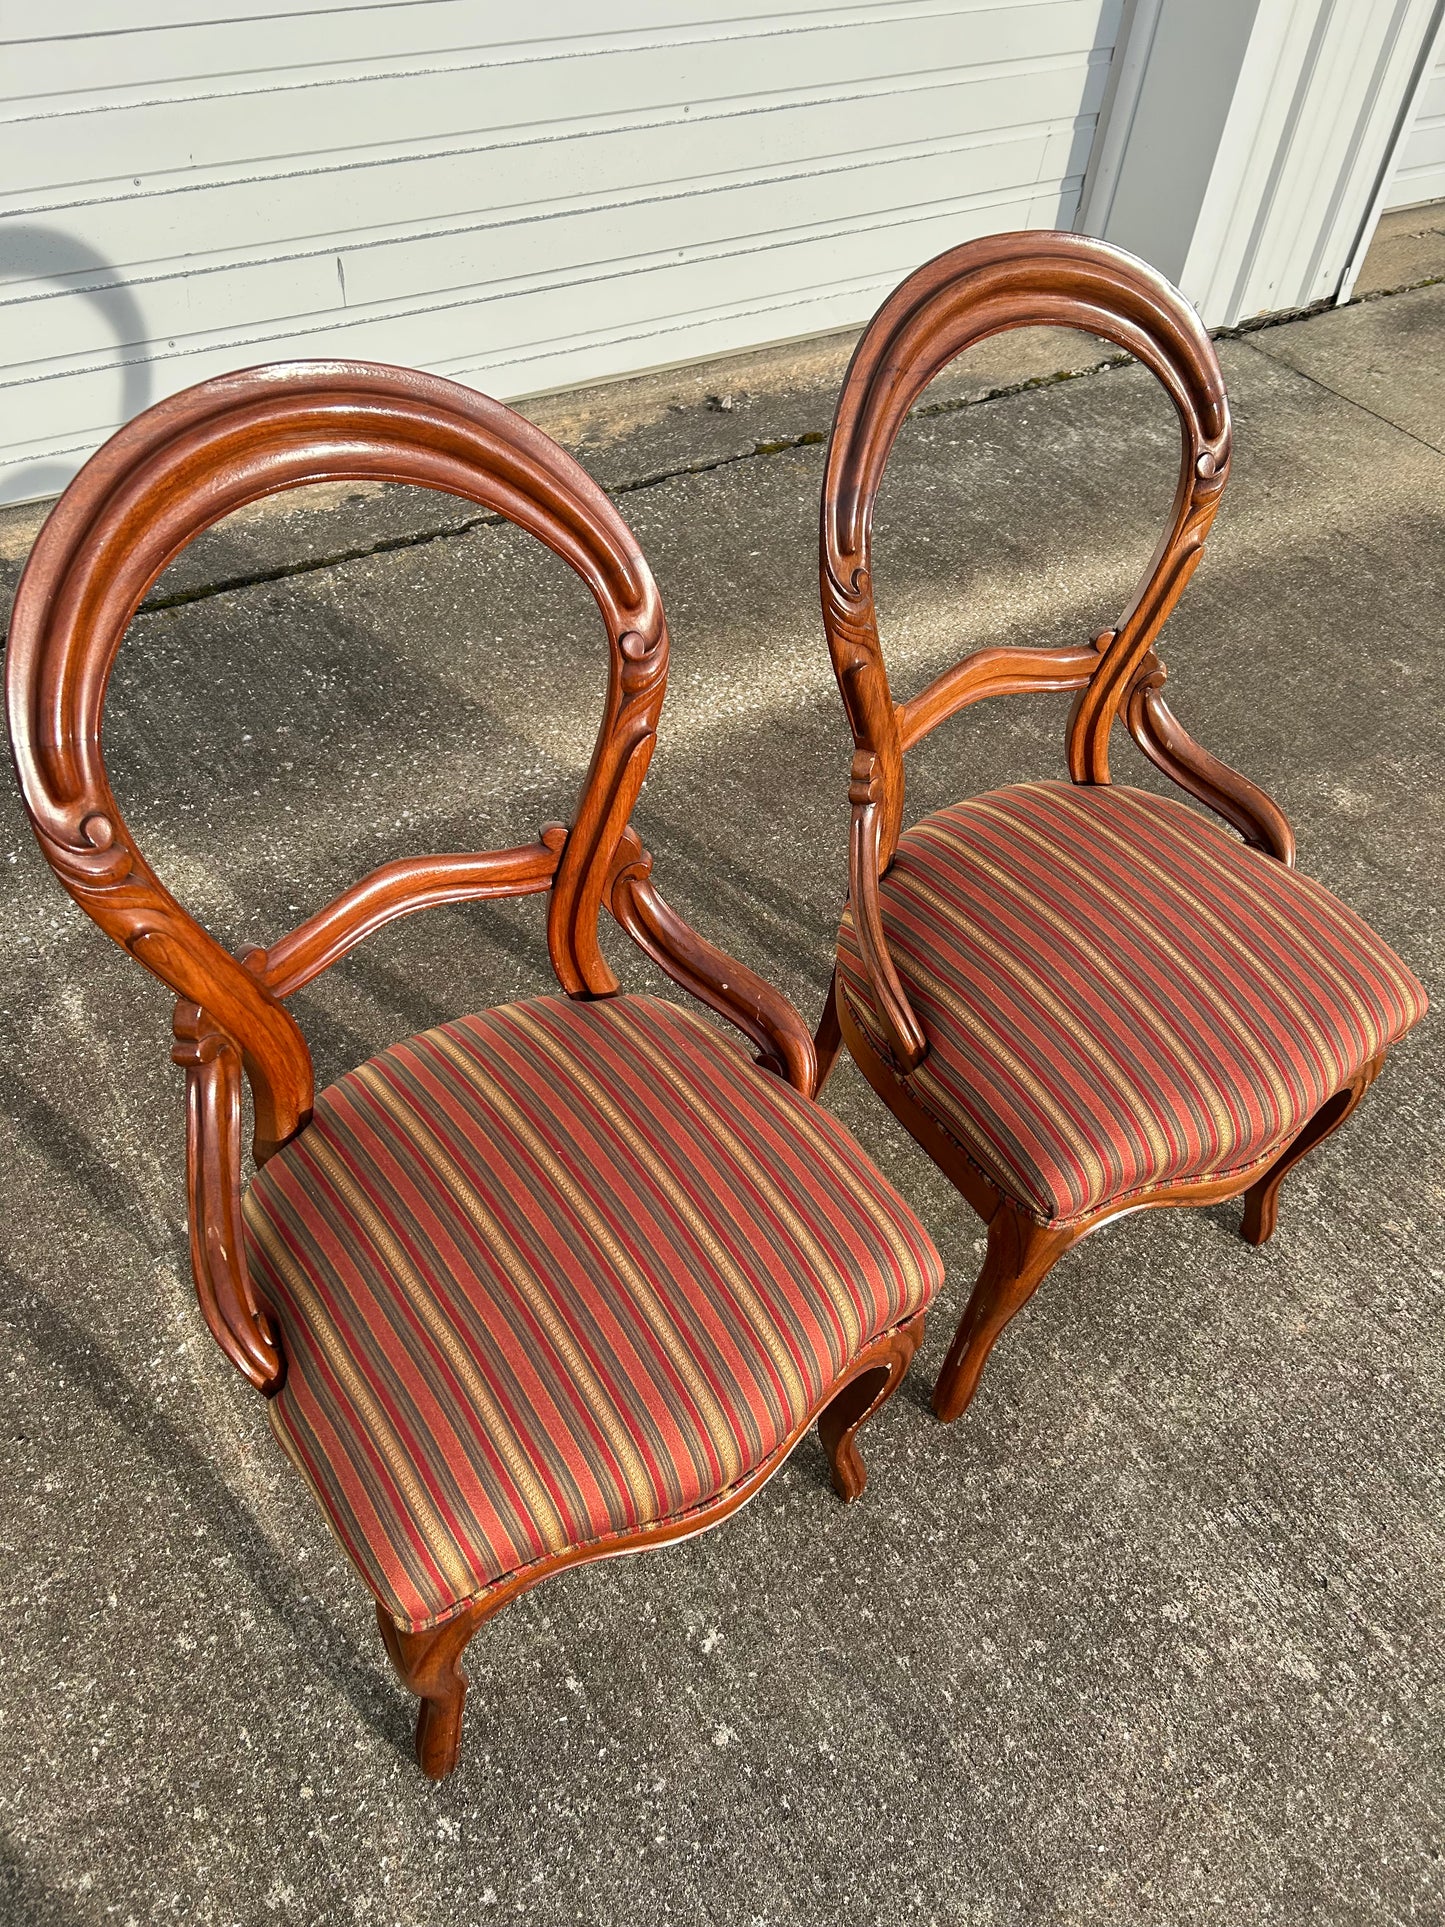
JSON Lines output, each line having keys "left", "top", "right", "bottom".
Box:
{"left": 1250, "top": 282, "right": 1445, "bottom": 451}
{"left": 0, "top": 325, "right": 1120, "bottom": 630}
{"left": 1354, "top": 199, "right": 1445, "bottom": 298}
{"left": 1, "top": 283, "right": 1441, "bottom": 1927}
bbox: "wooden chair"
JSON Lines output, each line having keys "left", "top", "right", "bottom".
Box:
{"left": 6, "top": 362, "right": 943, "bottom": 1779}
{"left": 814, "top": 232, "right": 1426, "bottom": 1426}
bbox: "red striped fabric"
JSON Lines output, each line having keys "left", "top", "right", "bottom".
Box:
{"left": 243, "top": 994, "right": 941, "bottom": 1631}
{"left": 837, "top": 781, "right": 1426, "bottom": 1226}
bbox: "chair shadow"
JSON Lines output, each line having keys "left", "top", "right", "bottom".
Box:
{"left": 1, "top": 224, "right": 156, "bottom": 507}
{"left": 1198, "top": 1198, "right": 1248, "bottom": 1240}
{"left": 0, "top": 1057, "right": 160, "bottom": 1255}
{"left": 630, "top": 794, "right": 837, "bottom": 990}
{"left": 0, "top": 1260, "right": 415, "bottom": 1760}
{"left": 0, "top": 1838, "right": 96, "bottom": 1927}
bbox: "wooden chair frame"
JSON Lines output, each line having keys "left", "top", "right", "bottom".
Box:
{"left": 6, "top": 360, "right": 925, "bottom": 1777}
{"left": 814, "top": 231, "right": 1386, "bottom": 1423}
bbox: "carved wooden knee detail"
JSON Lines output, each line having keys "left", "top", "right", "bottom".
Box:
{"left": 932, "top": 1204, "right": 1079, "bottom": 1424}
{"left": 1241, "top": 1054, "right": 1385, "bottom": 1247}
{"left": 377, "top": 1601, "right": 487, "bottom": 1781}
{"left": 817, "top": 1311, "right": 925, "bottom": 1501}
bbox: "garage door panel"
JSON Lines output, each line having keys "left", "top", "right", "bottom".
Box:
{"left": 4, "top": 0, "right": 1018, "bottom": 83}
{"left": 1384, "top": 33, "right": 1445, "bottom": 208}
{"left": 4, "top": 174, "right": 1086, "bottom": 448}
{"left": 3, "top": 6, "right": 1115, "bottom": 198}
{"left": 6, "top": 114, "right": 1107, "bottom": 374}
{"left": 2, "top": 60, "right": 1108, "bottom": 289}
{"left": 4, "top": 60, "right": 1106, "bottom": 329}
{"left": 0, "top": 3, "right": 1119, "bottom": 502}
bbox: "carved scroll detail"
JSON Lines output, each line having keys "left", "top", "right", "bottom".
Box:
{"left": 549, "top": 623, "right": 669, "bottom": 996}
{"left": 606, "top": 829, "right": 817, "bottom": 1094}
{"left": 1125, "top": 655, "right": 1295, "bottom": 864}
{"left": 171, "top": 1001, "right": 283, "bottom": 1391}
{"left": 35, "top": 810, "right": 312, "bottom": 1162}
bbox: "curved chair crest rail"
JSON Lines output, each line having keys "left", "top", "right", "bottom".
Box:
{"left": 814, "top": 231, "right": 1425, "bottom": 1426}
{"left": 7, "top": 361, "right": 942, "bottom": 1778}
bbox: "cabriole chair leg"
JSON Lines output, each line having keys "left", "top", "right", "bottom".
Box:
{"left": 1241, "top": 1053, "right": 1385, "bottom": 1247}
{"left": 379, "top": 1310, "right": 931, "bottom": 1776}
{"left": 817, "top": 1310, "right": 925, "bottom": 1499}
{"left": 932, "top": 1204, "right": 1080, "bottom": 1424}
{"left": 377, "top": 1601, "right": 487, "bottom": 1781}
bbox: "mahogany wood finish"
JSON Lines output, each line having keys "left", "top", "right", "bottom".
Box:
{"left": 817, "top": 1309, "right": 924, "bottom": 1501}
{"left": 6, "top": 360, "right": 920, "bottom": 1778}
{"left": 1126, "top": 653, "right": 1296, "bottom": 864}
{"left": 607, "top": 826, "right": 818, "bottom": 1092}
{"left": 818, "top": 231, "right": 1385, "bottom": 1421}
{"left": 813, "top": 970, "right": 846, "bottom": 1092}
{"left": 245, "top": 834, "right": 566, "bottom": 999}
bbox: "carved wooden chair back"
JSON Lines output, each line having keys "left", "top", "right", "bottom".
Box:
{"left": 5, "top": 361, "right": 807, "bottom": 1390}
{"left": 816, "top": 232, "right": 1425, "bottom": 1426}
{"left": 9, "top": 361, "right": 946, "bottom": 1780}
{"left": 820, "top": 231, "right": 1305, "bottom": 1069}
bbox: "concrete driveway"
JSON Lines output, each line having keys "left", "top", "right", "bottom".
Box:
{"left": 1, "top": 269, "right": 1442, "bottom": 1926}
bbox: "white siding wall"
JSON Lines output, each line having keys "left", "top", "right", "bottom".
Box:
{"left": 0, "top": 0, "right": 1121, "bottom": 505}
{"left": 1179, "top": 0, "right": 1442, "bottom": 324}
{"left": 1384, "top": 22, "right": 1445, "bottom": 207}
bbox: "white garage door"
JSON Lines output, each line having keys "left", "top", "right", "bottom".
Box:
{"left": 1384, "top": 24, "right": 1445, "bottom": 208}
{"left": 0, "top": 0, "right": 1121, "bottom": 505}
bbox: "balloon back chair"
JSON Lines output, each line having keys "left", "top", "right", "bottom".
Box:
{"left": 6, "top": 362, "right": 943, "bottom": 1778}
{"left": 814, "top": 232, "right": 1425, "bottom": 1426}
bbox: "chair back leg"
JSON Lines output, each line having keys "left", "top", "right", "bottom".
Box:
{"left": 812, "top": 971, "right": 846, "bottom": 1095}
{"left": 1241, "top": 1054, "right": 1386, "bottom": 1247}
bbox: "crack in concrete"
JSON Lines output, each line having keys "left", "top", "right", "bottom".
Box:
{"left": 81, "top": 270, "right": 1445, "bottom": 618}
{"left": 1236, "top": 337, "right": 1445, "bottom": 460}
{"left": 140, "top": 368, "right": 1129, "bottom": 613}
{"left": 140, "top": 514, "right": 505, "bottom": 612}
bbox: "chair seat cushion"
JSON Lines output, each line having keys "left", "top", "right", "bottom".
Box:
{"left": 836, "top": 781, "right": 1426, "bottom": 1227}
{"left": 243, "top": 994, "right": 941, "bottom": 1631}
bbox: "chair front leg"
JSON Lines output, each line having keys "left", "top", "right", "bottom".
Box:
{"left": 817, "top": 1310, "right": 925, "bottom": 1499}
{"left": 377, "top": 1600, "right": 489, "bottom": 1780}
{"left": 1241, "top": 1053, "right": 1386, "bottom": 1247}
{"left": 932, "top": 1202, "right": 1080, "bottom": 1423}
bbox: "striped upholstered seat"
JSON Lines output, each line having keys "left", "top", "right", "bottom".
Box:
{"left": 243, "top": 993, "right": 941, "bottom": 1631}
{"left": 836, "top": 781, "right": 1427, "bottom": 1228}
